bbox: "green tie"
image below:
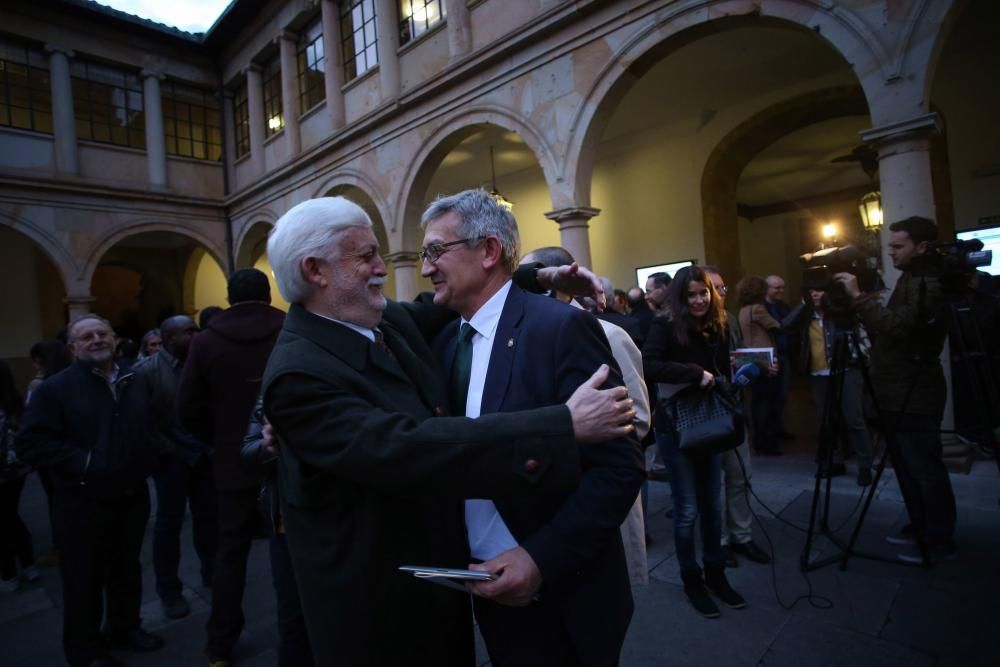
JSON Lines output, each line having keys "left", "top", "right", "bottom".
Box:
{"left": 449, "top": 322, "right": 476, "bottom": 416}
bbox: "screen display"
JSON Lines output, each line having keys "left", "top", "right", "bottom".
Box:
{"left": 635, "top": 260, "right": 695, "bottom": 289}
{"left": 956, "top": 225, "right": 1000, "bottom": 275}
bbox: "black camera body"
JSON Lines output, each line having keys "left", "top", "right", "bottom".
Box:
{"left": 910, "top": 239, "right": 992, "bottom": 283}
{"left": 800, "top": 244, "right": 881, "bottom": 293}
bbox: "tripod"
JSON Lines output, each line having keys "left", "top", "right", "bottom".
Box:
{"left": 799, "top": 321, "right": 930, "bottom": 571}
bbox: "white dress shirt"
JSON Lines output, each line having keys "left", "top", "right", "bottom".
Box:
{"left": 462, "top": 280, "right": 519, "bottom": 561}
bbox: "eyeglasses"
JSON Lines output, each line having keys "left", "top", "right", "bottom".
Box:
{"left": 419, "top": 237, "right": 483, "bottom": 263}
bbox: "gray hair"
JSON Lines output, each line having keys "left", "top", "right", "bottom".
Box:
{"left": 421, "top": 189, "right": 520, "bottom": 273}
{"left": 267, "top": 197, "right": 373, "bottom": 304}
{"left": 598, "top": 276, "right": 615, "bottom": 298}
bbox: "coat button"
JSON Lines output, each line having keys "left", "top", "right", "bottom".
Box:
{"left": 524, "top": 459, "right": 540, "bottom": 473}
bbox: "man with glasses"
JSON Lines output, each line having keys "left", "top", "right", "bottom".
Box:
{"left": 260, "top": 195, "right": 635, "bottom": 667}
{"left": 421, "top": 189, "right": 645, "bottom": 667}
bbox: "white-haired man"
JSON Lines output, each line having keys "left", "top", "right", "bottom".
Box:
{"left": 260, "top": 196, "right": 635, "bottom": 667}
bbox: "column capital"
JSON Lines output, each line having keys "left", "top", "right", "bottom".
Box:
{"left": 63, "top": 295, "right": 96, "bottom": 308}
{"left": 544, "top": 206, "right": 601, "bottom": 224}
{"left": 859, "top": 112, "right": 941, "bottom": 147}
{"left": 140, "top": 69, "right": 165, "bottom": 81}
{"left": 384, "top": 251, "right": 421, "bottom": 265}
{"left": 276, "top": 29, "right": 299, "bottom": 45}
{"left": 44, "top": 44, "right": 74, "bottom": 58}
{"left": 243, "top": 63, "right": 264, "bottom": 76}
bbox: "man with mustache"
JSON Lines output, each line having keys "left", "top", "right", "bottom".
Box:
{"left": 17, "top": 315, "right": 164, "bottom": 667}
{"left": 261, "top": 196, "right": 634, "bottom": 666}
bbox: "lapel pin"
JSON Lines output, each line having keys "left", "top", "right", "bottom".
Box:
{"left": 507, "top": 338, "right": 514, "bottom": 348}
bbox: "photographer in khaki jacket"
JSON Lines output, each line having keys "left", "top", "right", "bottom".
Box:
{"left": 833, "top": 216, "right": 956, "bottom": 564}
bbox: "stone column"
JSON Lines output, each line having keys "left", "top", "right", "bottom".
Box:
{"left": 141, "top": 70, "right": 168, "bottom": 189}
{"left": 386, "top": 251, "right": 420, "bottom": 302}
{"left": 860, "top": 112, "right": 941, "bottom": 290}
{"left": 375, "top": 0, "right": 401, "bottom": 101}
{"left": 64, "top": 295, "right": 95, "bottom": 322}
{"left": 321, "top": 0, "right": 346, "bottom": 129}
{"left": 544, "top": 206, "right": 600, "bottom": 270}
{"left": 44, "top": 45, "right": 78, "bottom": 175}
{"left": 860, "top": 112, "right": 953, "bottom": 428}
{"left": 245, "top": 64, "right": 266, "bottom": 176}
{"left": 278, "top": 31, "right": 301, "bottom": 156}
{"left": 444, "top": 0, "right": 471, "bottom": 61}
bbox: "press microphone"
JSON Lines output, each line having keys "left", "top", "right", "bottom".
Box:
{"left": 732, "top": 363, "right": 761, "bottom": 387}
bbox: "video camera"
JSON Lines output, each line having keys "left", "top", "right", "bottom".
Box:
{"left": 910, "top": 239, "right": 992, "bottom": 279}
{"left": 800, "top": 244, "right": 881, "bottom": 293}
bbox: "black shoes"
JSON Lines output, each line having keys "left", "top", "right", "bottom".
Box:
{"left": 162, "top": 592, "right": 191, "bottom": 619}
{"left": 857, "top": 467, "right": 873, "bottom": 486}
{"left": 722, "top": 545, "right": 738, "bottom": 568}
{"left": 731, "top": 540, "right": 771, "bottom": 564}
{"left": 816, "top": 462, "right": 848, "bottom": 478}
{"left": 704, "top": 564, "right": 746, "bottom": 609}
{"left": 681, "top": 570, "right": 720, "bottom": 619}
{"left": 108, "top": 628, "right": 165, "bottom": 652}
{"left": 777, "top": 431, "right": 796, "bottom": 441}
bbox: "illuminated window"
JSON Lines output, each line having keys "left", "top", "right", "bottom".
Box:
{"left": 262, "top": 56, "right": 283, "bottom": 138}
{"left": 398, "top": 0, "right": 446, "bottom": 46}
{"left": 0, "top": 40, "right": 52, "bottom": 134}
{"left": 71, "top": 60, "right": 144, "bottom": 148}
{"left": 297, "top": 18, "right": 326, "bottom": 112}
{"left": 233, "top": 82, "right": 249, "bottom": 158}
{"left": 340, "top": 0, "right": 378, "bottom": 81}
{"left": 162, "top": 82, "right": 221, "bottom": 161}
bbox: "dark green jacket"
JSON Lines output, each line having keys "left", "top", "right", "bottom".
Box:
{"left": 856, "top": 271, "right": 949, "bottom": 418}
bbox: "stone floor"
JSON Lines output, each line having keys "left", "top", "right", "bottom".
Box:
{"left": 3, "top": 386, "right": 999, "bottom": 666}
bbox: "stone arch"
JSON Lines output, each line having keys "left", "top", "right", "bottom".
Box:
{"left": 235, "top": 221, "right": 274, "bottom": 269}
{"left": 396, "top": 105, "right": 559, "bottom": 252}
{"left": 0, "top": 209, "right": 77, "bottom": 293}
{"left": 82, "top": 219, "right": 227, "bottom": 289}
{"left": 312, "top": 169, "right": 392, "bottom": 242}
{"left": 902, "top": 0, "right": 964, "bottom": 107}
{"left": 700, "top": 85, "right": 870, "bottom": 279}
{"left": 563, "top": 2, "right": 893, "bottom": 209}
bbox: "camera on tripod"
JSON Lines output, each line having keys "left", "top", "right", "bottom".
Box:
{"left": 799, "top": 245, "right": 882, "bottom": 323}
{"left": 910, "top": 239, "right": 993, "bottom": 294}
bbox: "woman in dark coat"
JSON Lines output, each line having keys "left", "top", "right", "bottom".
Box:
{"left": 641, "top": 265, "right": 745, "bottom": 618}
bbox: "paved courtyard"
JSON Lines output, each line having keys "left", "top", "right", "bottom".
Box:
{"left": 3, "top": 397, "right": 998, "bottom": 666}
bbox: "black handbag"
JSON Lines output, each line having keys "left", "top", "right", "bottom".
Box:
{"left": 662, "top": 380, "right": 744, "bottom": 455}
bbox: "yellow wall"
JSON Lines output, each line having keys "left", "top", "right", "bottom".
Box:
{"left": 253, "top": 255, "right": 291, "bottom": 312}
{"left": 188, "top": 248, "right": 228, "bottom": 318}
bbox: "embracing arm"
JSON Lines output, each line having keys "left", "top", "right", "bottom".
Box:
{"left": 264, "top": 376, "right": 582, "bottom": 498}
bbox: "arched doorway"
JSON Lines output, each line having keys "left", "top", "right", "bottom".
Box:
{"left": 90, "top": 231, "right": 226, "bottom": 342}
{"left": 0, "top": 224, "right": 68, "bottom": 386}
{"left": 234, "top": 220, "right": 289, "bottom": 311}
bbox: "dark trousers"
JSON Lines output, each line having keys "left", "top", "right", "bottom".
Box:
{"left": 890, "top": 413, "right": 957, "bottom": 546}
{"left": 474, "top": 596, "right": 584, "bottom": 667}
{"left": 659, "top": 431, "right": 723, "bottom": 574}
{"left": 52, "top": 483, "right": 150, "bottom": 666}
{"left": 0, "top": 475, "right": 35, "bottom": 580}
{"left": 750, "top": 376, "right": 780, "bottom": 453}
{"left": 152, "top": 454, "right": 218, "bottom": 598}
{"left": 269, "top": 534, "right": 314, "bottom": 667}
{"left": 205, "top": 486, "right": 258, "bottom": 661}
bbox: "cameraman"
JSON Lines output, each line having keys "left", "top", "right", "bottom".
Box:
{"left": 833, "top": 216, "right": 957, "bottom": 564}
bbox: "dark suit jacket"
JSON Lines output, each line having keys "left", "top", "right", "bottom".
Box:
{"left": 434, "top": 284, "right": 645, "bottom": 666}
{"left": 596, "top": 310, "right": 644, "bottom": 348}
{"left": 262, "top": 301, "right": 583, "bottom": 667}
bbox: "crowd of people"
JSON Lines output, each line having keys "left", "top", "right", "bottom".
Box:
{"left": 0, "top": 193, "right": 966, "bottom": 666}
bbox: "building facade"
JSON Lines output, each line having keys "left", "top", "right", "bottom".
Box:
{"left": 1, "top": 0, "right": 997, "bottom": 383}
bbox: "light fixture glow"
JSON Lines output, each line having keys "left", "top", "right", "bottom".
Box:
{"left": 267, "top": 115, "right": 283, "bottom": 130}
{"left": 822, "top": 223, "right": 837, "bottom": 240}
{"left": 489, "top": 146, "right": 514, "bottom": 211}
{"left": 859, "top": 190, "right": 883, "bottom": 230}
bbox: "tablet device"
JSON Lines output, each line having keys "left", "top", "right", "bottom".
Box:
{"left": 399, "top": 565, "right": 496, "bottom": 581}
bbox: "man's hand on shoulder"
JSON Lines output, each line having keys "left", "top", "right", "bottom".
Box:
{"left": 537, "top": 263, "right": 606, "bottom": 311}
{"left": 566, "top": 364, "right": 636, "bottom": 443}
{"left": 467, "top": 546, "right": 542, "bottom": 607}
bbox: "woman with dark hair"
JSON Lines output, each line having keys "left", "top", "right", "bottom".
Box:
{"left": 736, "top": 275, "right": 783, "bottom": 456}
{"left": 642, "top": 265, "right": 745, "bottom": 618}
{"left": 0, "top": 360, "right": 37, "bottom": 592}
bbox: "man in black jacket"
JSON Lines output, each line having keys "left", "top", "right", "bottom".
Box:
{"left": 135, "top": 315, "right": 216, "bottom": 620}
{"left": 178, "top": 269, "right": 285, "bottom": 667}
{"left": 17, "top": 314, "right": 163, "bottom": 667}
